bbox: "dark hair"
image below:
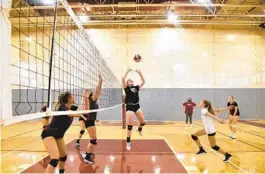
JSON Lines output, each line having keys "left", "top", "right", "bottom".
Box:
{"left": 55, "top": 93, "right": 65, "bottom": 110}
{"left": 61, "top": 92, "right": 72, "bottom": 104}
{"left": 203, "top": 100, "right": 215, "bottom": 115}
{"left": 187, "top": 97, "right": 192, "bottom": 101}
{"left": 89, "top": 92, "right": 93, "bottom": 99}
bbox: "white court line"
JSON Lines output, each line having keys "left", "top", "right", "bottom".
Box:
{"left": 164, "top": 139, "right": 190, "bottom": 174}
{"left": 1, "top": 139, "right": 42, "bottom": 157}
{"left": 16, "top": 138, "right": 74, "bottom": 174}
{"left": 182, "top": 130, "right": 248, "bottom": 173}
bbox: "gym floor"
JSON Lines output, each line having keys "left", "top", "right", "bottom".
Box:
{"left": 1, "top": 120, "right": 265, "bottom": 173}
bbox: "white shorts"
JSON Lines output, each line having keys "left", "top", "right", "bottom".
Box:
{"left": 204, "top": 124, "right": 216, "bottom": 134}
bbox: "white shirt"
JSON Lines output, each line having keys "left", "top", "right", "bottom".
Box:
{"left": 201, "top": 108, "right": 216, "bottom": 134}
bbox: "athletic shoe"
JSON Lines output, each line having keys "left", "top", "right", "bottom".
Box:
{"left": 231, "top": 134, "right": 236, "bottom": 140}
{"left": 138, "top": 130, "right": 143, "bottom": 136}
{"left": 84, "top": 153, "right": 95, "bottom": 165}
{"left": 196, "top": 148, "right": 206, "bottom": 155}
{"left": 76, "top": 140, "right": 80, "bottom": 148}
{"left": 224, "top": 153, "right": 232, "bottom": 162}
{"left": 126, "top": 142, "right": 131, "bottom": 151}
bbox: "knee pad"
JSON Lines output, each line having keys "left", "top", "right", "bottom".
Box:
{"left": 212, "top": 145, "right": 220, "bottom": 151}
{"left": 127, "top": 125, "right": 133, "bottom": 131}
{"left": 140, "top": 122, "right": 146, "bottom": 127}
{"left": 86, "top": 120, "right": 95, "bottom": 128}
{"left": 80, "top": 130, "right": 85, "bottom": 135}
{"left": 59, "top": 155, "right": 67, "bottom": 162}
{"left": 90, "top": 139, "right": 97, "bottom": 145}
{"left": 49, "top": 159, "right": 59, "bottom": 167}
{"left": 191, "top": 135, "right": 198, "bottom": 141}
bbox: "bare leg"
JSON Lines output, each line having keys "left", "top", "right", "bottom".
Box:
{"left": 192, "top": 129, "right": 206, "bottom": 148}
{"left": 126, "top": 111, "right": 135, "bottom": 150}
{"left": 56, "top": 138, "right": 67, "bottom": 173}
{"left": 76, "top": 120, "right": 86, "bottom": 147}
{"left": 43, "top": 137, "right": 59, "bottom": 173}
{"left": 135, "top": 109, "right": 145, "bottom": 135}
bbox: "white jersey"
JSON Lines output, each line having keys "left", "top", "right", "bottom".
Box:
{"left": 201, "top": 108, "right": 216, "bottom": 134}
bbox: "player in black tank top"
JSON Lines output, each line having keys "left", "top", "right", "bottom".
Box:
{"left": 40, "top": 94, "right": 63, "bottom": 129}
{"left": 76, "top": 74, "right": 102, "bottom": 165}
{"left": 122, "top": 68, "right": 146, "bottom": 151}
{"left": 41, "top": 92, "right": 86, "bottom": 173}
{"left": 226, "top": 95, "right": 240, "bottom": 139}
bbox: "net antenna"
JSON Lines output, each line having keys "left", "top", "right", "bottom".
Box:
{"left": 47, "top": 0, "right": 59, "bottom": 111}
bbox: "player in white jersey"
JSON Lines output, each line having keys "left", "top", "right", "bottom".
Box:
{"left": 191, "top": 99, "right": 232, "bottom": 162}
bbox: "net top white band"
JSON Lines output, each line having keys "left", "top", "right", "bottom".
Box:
{"left": 2, "top": 104, "right": 122, "bottom": 126}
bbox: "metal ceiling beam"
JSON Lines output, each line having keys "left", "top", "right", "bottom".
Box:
{"left": 10, "top": 19, "right": 262, "bottom": 26}
{"left": 9, "top": 14, "right": 265, "bottom": 18}
{"left": 10, "top": 3, "right": 265, "bottom": 11}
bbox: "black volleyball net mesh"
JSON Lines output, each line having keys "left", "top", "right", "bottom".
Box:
{"left": 9, "top": 0, "right": 122, "bottom": 120}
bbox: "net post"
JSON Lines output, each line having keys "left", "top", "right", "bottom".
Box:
{"left": 122, "top": 95, "right": 126, "bottom": 129}
{"left": 47, "top": 0, "right": 59, "bottom": 110}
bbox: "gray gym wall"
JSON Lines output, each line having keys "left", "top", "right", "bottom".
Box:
{"left": 12, "top": 88, "right": 265, "bottom": 121}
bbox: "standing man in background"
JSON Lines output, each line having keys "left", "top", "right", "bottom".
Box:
{"left": 183, "top": 98, "right": 196, "bottom": 127}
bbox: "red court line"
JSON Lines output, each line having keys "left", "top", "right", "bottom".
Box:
{"left": 22, "top": 139, "right": 187, "bottom": 173}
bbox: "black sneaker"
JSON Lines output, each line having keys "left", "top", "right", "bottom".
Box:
{"left": 76, "top": 140, "right": 80, "bottom": 148}
{"left": 224, "top": 153, "right": 232, "bottom": 162}
{"left": 84, "top": 153, "right": 95, "bottom": 165}
{"left": 196, "top": 148, "right": 206, "bottom": 155}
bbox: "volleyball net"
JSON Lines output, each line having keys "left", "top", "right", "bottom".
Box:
{"left": 4, "top": 0, "right": 123, "bottom": 126}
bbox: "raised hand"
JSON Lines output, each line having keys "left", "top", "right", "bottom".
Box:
{"left": 127, "top": 67, "right": 133, "bottom": 72}
{"left": 98, "top": 74, "right": 103, "bottom": 82}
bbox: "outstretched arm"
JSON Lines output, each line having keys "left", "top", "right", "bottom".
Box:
{"left": 206, "top": 112, "right": 224, "bottom": 124}
{"left": 93, "top": 74, "right": 103, "bottom": 101}
{"left": 214, "top": 106, "right": 233, "bottom": 113}
{"left": 135, "top": 69, "right": 145, "bottom": 89}
{"left": 122, "top": 68, "right": 132, "bottom": 88}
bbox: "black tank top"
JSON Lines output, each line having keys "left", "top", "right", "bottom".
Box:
{"left": 124, "top": 85, "right": 139, "bottom": 104}
{"left": 84, "top": 98, "right": 99, "bottom": 120}
{"left": 45, "top": 104, "right": 73, "bottom": 137}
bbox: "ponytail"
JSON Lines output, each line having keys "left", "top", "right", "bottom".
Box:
{"left": 203, "top": 100, "right": 215, "bottom": 115}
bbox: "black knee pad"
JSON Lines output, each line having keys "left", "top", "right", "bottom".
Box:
{"left": 59, "top": 155, "right": 67, "bottom": 162}
{"left": 191, "top": 135, "right": 198, "bottom": 141}
{"left": 208, "top": 132, "right": 216, "bottom": 136}
{"left": 80, "top": 130, "right": 85, "bottom": 135}
{"left": 140, "top": 122, "right": 146, "bottom": 127}
{"left": 85, "top": 120, "right": 95, "bottom": 128}
{"left": 49, "top": 159, "right": 59, "bottom": 167}
{"left": 90, "top": 139, "right": 97, "bottom": 145}
{"left": 212, "top": 145, "right": 220, "bottom": 151}
{"left": 127, "top": 125, "right": 133, "bottom": 131}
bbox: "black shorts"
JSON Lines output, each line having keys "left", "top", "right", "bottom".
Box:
{"left": 208, "top": 132, "right": 216, "bottom": 136}
{"left": 41, "top": 130, "right": 64, "bottom": 140}
{"left": 126, "top": 104, "right": 140, "bottom": 113}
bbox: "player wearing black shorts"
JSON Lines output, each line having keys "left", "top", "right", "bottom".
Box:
{"left": 41, "top": 94, "right": 63, "bottom": 129}
{"left": 227, "top": 95, "right": 240, "bottom": 139}
{"left": 122, "top": 68, "right": 146, "bottom": 151}
{"left": 78, "top": 74, "right": 102, "bottom": 165}
{"left": 41, "top": 92, "right": 85, "bottom": 173}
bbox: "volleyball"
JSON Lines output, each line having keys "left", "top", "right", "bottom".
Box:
{"left": 134, "top": 54, "right": 142, "bottom": 62}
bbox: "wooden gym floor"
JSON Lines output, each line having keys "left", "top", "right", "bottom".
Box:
{"left": 1, "top": 120, "right": 265, "bottom": 173}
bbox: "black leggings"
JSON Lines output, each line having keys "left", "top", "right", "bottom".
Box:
{"left": 186, "top": 113, "right": 192, "bottom": 124}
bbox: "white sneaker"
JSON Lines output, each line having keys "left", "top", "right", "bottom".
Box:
{"left": 126, "top": 142, "right": 131, "bottom": 151}
{"left": 231, "top": 134, "right": 236, "bottom": 139}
